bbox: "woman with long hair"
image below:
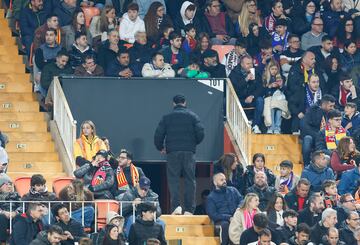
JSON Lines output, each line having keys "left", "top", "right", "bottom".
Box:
{"left": 102, "top": 224, "right": 125, "bottom": 245}
{"left": 243, "top": 153, "right": 276, "bottom": 189}
{"left": 265, "top": 193, "right": 287, "bottom": 227}
{"left": 190, "top": 32, "right": 212, "bottom": 61}
{"left": 89, "top": 5, "right": 118, "bottom": 44}
{"left": 144, "top": 1, "right": 173, "bottom": 45}
{"left": 331, "top": 136, "right": 359, "bottom": 178}
{"left": 214, "top": 153, "right": 245, "bottom": 194}
{"left": 236, "top": 0, "right": 261, "bottom": 37}
{"left": 340, "top": 40, "right": 360, "bottom": 73}
{"left": 324, "top": 55, "right": 341, "bottom": 94}
{"left": 229, "top": 193, "right": 260, "bottom": 245}
{"left": 74, "top": 120, "right": 107, "bottom": 164}
{"left": 334, "top": 17, "right": 360, "bottom": 50}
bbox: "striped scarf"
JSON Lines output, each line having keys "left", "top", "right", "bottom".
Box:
{"left": 325, "top": 124, "right": 346, "bottom": 150}
{"left": 116, "top": 163, "right": 139, "bottom": 191}
{"left": 91, "top": 161, "right": 111, "bottom": 186}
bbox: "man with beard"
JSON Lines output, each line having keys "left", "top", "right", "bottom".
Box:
{"left": 288, "top": 223, "right": 312, "bottom": 245}
{"left": 201, "top": 49, "right": 226, "bottom": 78}
{"left": 105, "top": 49, "right": 141, "bottom": 77}
{"left": 246, "top": 172, "right": 277, "bottom": 211}
{"left": 309, "top": 35, "right": 340, "bottom": 71}
{"left": 162, "top": 31, "right": 189, "bottom": 75}
{"left": 298, "top": 192, "right": 325, "bottom": 227}
{"left": 207, "top": 173, "right": 242, "bottom": 245}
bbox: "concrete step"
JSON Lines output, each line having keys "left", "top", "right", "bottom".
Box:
{"left": 167, "top": 237, "right": 220, "bottom": 245}
{"left": 8, "top": 152, "right": 59, "bottom": 162}
{"left": 0, "top": 93, "right": 36, "bottom": 101}
{"left": 165, "top": 224, "right": 214, "bottom": 238}
{"left": 0, "top": 35, "right": 17, "bottom": 46}
{"left": 8, "top": 161, "right": 63, "bottom": 172}
{"left": 0, "top": 81, "right": 32, "bottom": 93}
{"left": 0, "top": 46, "right": 19, "bottom": 55}
{"left": 251, "top": 143, "right": 302, "bottom": 155}
{"left": 161, "top": 215, "right": 212, "bottom": 225}
{"left": 5, "top": 132, "right": 52, "bottom": 141}
{"left": 7, "top": 141, "right": 55, "bottom": 153}
{"left": 0, "top": 101, "right": 39, "bottom": 112}
{"left": 0, "top": 63, "right": 26, "bottom": 73}
{"left": 251, "top": 134, "right": 300, "bottom": 144}
{"left": 0, "top": 112, "right": 45, "bottom": 121}
{"left": 0, "top": 121, "right": 47, "bottom": 132}
{"left": 267, "top": 162, "right": 303, "bottom": 176}
{"left": 0, "top": 54, "right": 23, "bottom": 63}
{"left": 0, "top": 74, "right": 31, "bottom": 83}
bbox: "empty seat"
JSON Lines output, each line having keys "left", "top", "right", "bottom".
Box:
{"left": 14, "top": 176, "right": 31, "bottom": 197}
{"left": 95, "top": 199, "right": 119, "bottom": 230}
{"left": 82, "top": 7, "right": 100, "bottom": 28}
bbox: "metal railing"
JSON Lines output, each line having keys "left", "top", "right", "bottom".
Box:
{"left": 53, "top": 77, "right": 77, "bottom": 168}
{"left": 0, "top": 200, "right": 158, "bottom": 233}
{"left": 225, "top": 79, "right": 252, "bottom": 165}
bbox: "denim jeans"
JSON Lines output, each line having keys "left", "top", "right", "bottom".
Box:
{"left": 71, "top": 206, "right": 95, "bottom": 227}
{"left": 124, "top": 215, "right": 165, "bottom": 237}
{"left": 270, "top": 108, "right": 282, "bottom": 131}
{"left": 302, "top": 135, "right": 313, "bottom": 166}
{"left": 254, "top": 97, "right": 264, "bottom": 127}
{"left": 216, "top": 220, "right": 230, "bottom": 245}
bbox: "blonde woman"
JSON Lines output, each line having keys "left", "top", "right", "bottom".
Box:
{"left": 89, "top": 5, "right": 118, "bottom": 44}
{"left": 236, "top": 0, "right": 261, "bottom": 37}
{"left": 74, "top": 120, "right": 107, "bottom": 164}
{"left": 229, "top": 193, "right": 261, "bottom": 244}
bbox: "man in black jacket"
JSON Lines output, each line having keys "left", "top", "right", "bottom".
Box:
{"left": 30, "top": 225, "right": 64, "bottom": 245}
{"left": 339, "top": 211, "right": 359, "bottom": 244}
{"left": 298, "top": 192, "right": 325, "bottom": 227}
{"left": 275, "top": 209, "right": 298, "bottom": 243}
{"left": 284, "top": 178, "right": 310, "bottom": 212}
{"left": 154, "top": 94, "right": 204, "bottom": 215}
{"left": 52, "top": 204, "right": 86, "bottom": 245}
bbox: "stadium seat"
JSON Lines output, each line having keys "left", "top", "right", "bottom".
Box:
{"left": 14, "top": 176, "right": 31, "bottom": 197}
{"left": 82, "top": 7, "right": 100, "bottom": 28}
{"left": 212, "top": 45, "right": 235, "bottom": 62}
{"left": 96, "top": 199, "right": 119, "bottom": 230}
{"left": 52, "top": 177, "right": 74, "bottom": 197}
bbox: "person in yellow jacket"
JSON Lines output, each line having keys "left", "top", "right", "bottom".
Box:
{"left": 74, "top": 120, "right": 107, "bottom": 166}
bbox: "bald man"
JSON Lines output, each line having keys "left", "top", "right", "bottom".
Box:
{"left": 247, "top": 172, "right": 277, "bottom": 211}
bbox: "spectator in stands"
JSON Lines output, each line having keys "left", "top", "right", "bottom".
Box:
{"left": 59, "top": 179, "right": 94, "bottom": 228}
{"left": 181, "top": 24, "right": 197, "bottom": 55}
{"left": 301, "top": 94, "right": 336, "bottom": 166}
{"left": 285, "top": 178, "right": 310, "bottom": 212}
{"left": 174, "top": 1, "right": 200, "bottom": 36}
{"left": 322, "top": 180, "right": 340, "bottom": 209}
{"left": 180, "top": 59, "right": 210, "bottom": 78}
{"left": 52, "top": 204, "right": 86, "bottom": 245}
{"left": 101, "top": 224, "right": 126, "bottom": 245}
{"left": 275, "top": 160, "right": 300, "bottom": 195}
{"left": 74, "top": 55, "right": 104, "bottom": 76}
{"left": 229, "top": 55, "right": 264, "bottom": 134}
{"left": 156, "top": 25, "right": 174, "bottom": 51}
{"left": 128, "top": 202, "right": 166, "bottom": 245}
{"left": 136, "top": 0, "right": 166, "bottom": 19}
{"left": 97, "top": 30, "right": 127, "bottom": 72}
{"left": 10, "top": 202, "right": 44, "bottom": 245}
{"left": 74, "top": 120, "right": 107, "bottom": 164}
{"left": 235, "top": 0, "right": 260, "bottom": 38}
{"left": 272, "top": 19, "right": 289, "bottom": 54}
{"left": 280, "top": 34, "right": 304, "bottom": 79}
{"left": 119, "top": 3, "right": 145, "bottom": 44}
{"left": 331, "top": 136, "right": 358, "bottom": 178}
{"left": 275, "top": 209, "right": 298, "bottom": 243}
{"left": 194, "top": 189, "right": 210, "bottom": 215}
{"left": 301, "top": 17, "right": 326, "bottom": 51}
{"left": 247, "top": 172, "right": 277, "bottom": 211}
{"left": 339, "top": 211, "right": 359, "bottom": 244}
{"left": 69, "top": 32, "right": 96, "bottom": 69}
{"left": 264, "top": 0, "right": 288, "bottom": 34}
{"left": 323, "top": 0, "right": 349, "bottom": 38}
{"left": 333, "top": 17, "right": 360, "bottom": 50}
{"left": 79, "top": 237, "right": 93, "bottom": 245}
{"left": 61, "top": 9, "right": 90, "bottom": 52}
{"left": 53, "top": 0, "right": 77, "bottom": 26}
{"left": 129, "top": 31, "right": 154, "bottom": 67}
{"left": 340, "top": 40, "right": 360, "bottom": 73}
{"left": 111, "top": 149, "right": 145, "bottom": 198}
{"left": 207, "top": 172, "right": 243, "bottom": 245}
{"left": 190, "top": 32, "right": 211, "bottom": 61}
{"left": 33, "top": 13, "right": 63, "bottom": 51}
{"left": 310, "top": 208, "right": 338, "bottom": 244}
{"left": 248, "top": 229, "right": 276, "bottom": 245}
{"left": 338, "top": 157, "right": 360, "bottom": 194}
{"left": 142, "top": 52, "right": 175, "bottom": 78}
{"left": 162, "top": 31, "right": 189, "bottom": 75}
{"left": 19, "top": 0, "right": 48, "bottom": 55}
{"left": 342, "top": 103, "right": 360, "bottom": 136}
{"left": 266, "top": 193, "right": 288, "bottom": 227}
{"left": 310, "top": 35, "right": 340, "bottom": 71}
{"left": 105, "top": 49, "right": 141, "bottom": 77}
{"left": 0, "top": 174, "right": 22, "bottom": 243}
{"left": 243, "top": 153, "right": 276, "bottom": 190}
{"left": 22, "top": 174, "right": 57, "bottom": 225}
{"left": 290, "top": 0, "right": 316, "bottom": 36}
{"left": 0, "top": 147, "right": 8, "bottom": 174}
{"left": 288, "top": 223, "right": 311, "bottom": 245}
{"left": 298, "top": 192, "right": 325, "bottom": 227}
{"left": 229, "top": 193, "right": 260, "bottom": 245}
{"left": 337, "top": 193, "right": 360, "bottom": 224}
{"left": 92, "top": 211, "right": 125, "bottom": 245}
{"left": 301, "top": 150, "right": 335, "bottom": 192}
{"left": 239, "top": 213, "right": 277, "bottom": 245}
{"left": 73, "top": 150, "right": 114, "bottom": 199}
{"left": 213, "top": 153, "right": 245, "bottom": 195}
{"left": 245, "top": 23, "right": 267, "bottom": 57}
{"left": 30, "top": 224, "right": 64, "bottom": 245}
{"left": 40, "top": 50, "right": 73, "bottom": 96}
{"left": 316, "top": 109, "right": 348, "bottom": 155}
{"left": 144, "top": 1, "right": 173, "bottom": 45}
{"left": 119, "top": 176, "right": 163, "bottom": 236}
{"left": 154, "top": 94, "right": 204, "bottom": 215}
{"left": 89, "top": 5, "right": 118, "bottom": 45}
{"left": 222, "top": 39, "right": 248, "bottom": 77}
{"left": 200, "top": 49, "right": 226, "bottom": 78}
{"left": 200, "top": 0, "right": 236, "bottom": 45}
{"left": 253, "top": 38, "right": 279, "bottom": 76}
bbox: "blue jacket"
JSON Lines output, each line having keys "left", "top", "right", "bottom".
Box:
{"left": 342, "top": 111, "right": 360, "bottom": 136}
{"left": 206, "top": 186, "right": 242, "bottom": 222}
{"left": 338, "top": 167, "right": 360, "bottom": 195}
{"left": 301, "top": 162, "right": 335, "bottom": 192}
{"left": 19, "top": 5, "right": 48, "bottom": 38}
{"left": 105, "top": 59, "right": 141, "bottom": 77}
{"left": 322, "top": 10, "right": 350, "bottom": 38}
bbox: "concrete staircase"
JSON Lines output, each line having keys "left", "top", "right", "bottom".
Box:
{"left": 0, "top": 9, "right": 66, "bottom": 188}
{"left": 251, "top": 134, "right": 303, "bottom": 175}
{"left": 161, "top": 215, "right": 220, "bottom": 245}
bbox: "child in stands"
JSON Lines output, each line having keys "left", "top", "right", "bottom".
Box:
{"left": 275, "top": 160, "right": 300, "bottom": 195}
{"left": 157, "top": 25, "right": 174, "bottom": 51}
{"left": 182, "top": 24, "right": 197, "bottom": 54}
{"left": 322, "top": 180, "right": 340, "bottom": 208}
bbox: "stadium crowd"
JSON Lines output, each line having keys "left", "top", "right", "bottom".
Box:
{"left": 0, "top": 0, "right": 360, "bottom": 244}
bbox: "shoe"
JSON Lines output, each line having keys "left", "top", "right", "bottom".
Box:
{"left": 252, "top": 125, "right": 261, "bottom": 134}
{"left": 184, "top": 211, "right": 193, "bottom": 215}
{"left": 292, "top": 130, "right": 300, "bottom": 135}
{"left": 171, "top": 206, "right": 182, "bottom": 215}
{"left": 274, "top": 129, "right": 280, "bottom": 134}
{"left": 266, "top": 128, "right": 273, "bottom": 134}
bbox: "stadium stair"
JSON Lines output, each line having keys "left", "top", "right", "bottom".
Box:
{"left": 0, "top": 9, "right": 66, "bottom": 189}
{"left": 251, "top": 134, "right": 303, "bottom": 175}
{"left": 161, "top": 215, "right": 220, "bottom": 245}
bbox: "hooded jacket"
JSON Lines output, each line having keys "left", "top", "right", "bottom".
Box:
{"left": 119, "top": 13, "right": 146, "bottom": 44}
{"left": 173, "top": 1, "right": 201, "bottom": 36}
{"left": 301, "top": 102, "right": 327, "bottom": 139}
{"left": 301, "top": 162, "right": 335, "bottom": 192}
{"left": 73, "top": 135, "right": 107, "bottom": 162}
{"left": 128, "top": 217, "right": 166, "bottom": 245}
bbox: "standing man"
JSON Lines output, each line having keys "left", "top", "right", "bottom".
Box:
{"left": 154, "top": 94, "right": 204, "bottom": 215}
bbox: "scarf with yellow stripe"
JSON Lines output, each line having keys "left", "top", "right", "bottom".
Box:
{"left": 325, "top": 124, "right": 346, "bottom": 150}
{"left": 116, "top": 163, "right": 139, "bottom": 191}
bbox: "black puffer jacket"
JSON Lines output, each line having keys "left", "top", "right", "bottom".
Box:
{"left": 243, "top": 165, "right": 276, "bottom": 190}
{"left": 246, "top": 185, "right": 277, "bottom": 211}
{"left": 301, "top": 102, "right": 327, "bottom": 139}
{"left": 128, "top": 218, "right": 166, "bottom": 245}
{"left": 154, "top": 104, "right": 205, "bottom": 153}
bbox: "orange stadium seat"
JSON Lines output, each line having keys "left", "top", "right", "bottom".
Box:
{"left": 82, "top": 6, "right": 100, "bottom": 28}
{"left": 96, "top": 199, "right": 119, "bottom": 230}
{"left": 52, "top": 177, "right": 74, "bottom": 197}
{"left": 212, "top": 45, "right": 235, "bottom": 62}
{"left": 14, "top": 176, "right": 31, "bottom": 197}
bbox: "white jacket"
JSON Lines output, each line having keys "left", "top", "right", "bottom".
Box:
{"left": 142, "top": 63, "right": 175, "bottom": 78}
{"left": 119, "top": 13, "right": 146, "bottom": 44}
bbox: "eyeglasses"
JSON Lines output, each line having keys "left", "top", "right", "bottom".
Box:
{"left": 343, "top": 199, "right": 356, "bottom": 203}
{"left": 332, "top": 118, "right": 342, "bottom": 121}
{"left": 351, "top": 218, "right": 360, "bottom": 221}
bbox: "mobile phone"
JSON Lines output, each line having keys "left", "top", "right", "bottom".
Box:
{"left": 250, "top": 68, "right": 255, "bottom": 78}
